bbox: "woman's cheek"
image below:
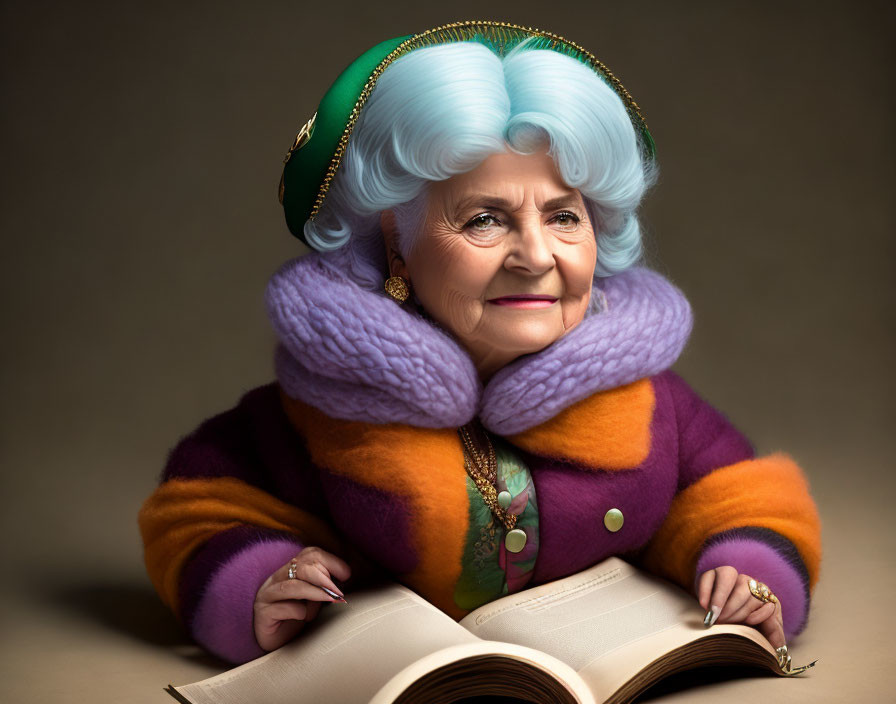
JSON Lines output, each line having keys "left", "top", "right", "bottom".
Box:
{"left": 425, "top": 233, "right": 492, "bottom": 339}
{"left": 561, "top": 295, "right": 591, "bottom": 331}
{"left": 439, "top": 285, "right": 483, "bottom": 337}
{"left": 559, "top": 241, "right": 597, "bottom": 330}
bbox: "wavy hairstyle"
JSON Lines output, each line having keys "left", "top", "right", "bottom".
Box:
{"left": 304, "top": 38, "right": 656, "bottom": 290}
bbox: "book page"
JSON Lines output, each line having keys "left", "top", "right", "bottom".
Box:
{"left": 173, "top": 582, "right": 480, "bottom": 704}
{"left": 459, "top": 557, "right": 776, "bottom": 701}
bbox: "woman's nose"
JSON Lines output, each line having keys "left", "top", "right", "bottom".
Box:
{"left": 505, "top": 219, "right": 555, "bottom": 275}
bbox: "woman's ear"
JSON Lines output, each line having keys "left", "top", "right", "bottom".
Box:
{"left": 381, "top": 210, "right": 410, "bottom": 281}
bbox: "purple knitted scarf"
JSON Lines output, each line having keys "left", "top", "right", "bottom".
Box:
{"left": 266, "top": 252, "right": 693, "bottom": 434}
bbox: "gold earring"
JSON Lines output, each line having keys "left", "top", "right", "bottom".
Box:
{"left": 384, "top": 276, "right": 409, "bottom": 303}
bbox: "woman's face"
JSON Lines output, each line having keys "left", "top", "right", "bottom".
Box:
{"left": 386, "top": 147, "right": 597, "bottom": 380}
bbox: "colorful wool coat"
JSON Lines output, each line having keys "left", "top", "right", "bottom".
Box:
{"left": 139, "top": 253, "right": 821, "bottom": 664}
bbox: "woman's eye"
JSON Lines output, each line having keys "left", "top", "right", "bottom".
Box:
{"left": 465, "top": 214, "right": 501, "bottom": 231}
{"left": 551, "top": 211, "right": 580, "bottom": 230}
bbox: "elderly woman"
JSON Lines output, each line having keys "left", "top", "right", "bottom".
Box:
{"left": 139, "top": 21, "right": 821, "bottom": 667}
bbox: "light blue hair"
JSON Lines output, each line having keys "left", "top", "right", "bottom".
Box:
{"left": 305, "top": 39, "right": 657, "bottom": 290}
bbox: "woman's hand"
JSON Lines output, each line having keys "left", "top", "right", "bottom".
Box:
{"left": 253, "top": 546, "right": 351, "bottom": 652}
{"left": 697, "top": 566, "right": 785, "bottom": 649}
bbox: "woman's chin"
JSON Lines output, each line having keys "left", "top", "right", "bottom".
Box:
{"left": 480, "top": 317, "right": 567, "bottom": 360}
{"left": 448, "top": 307, "right": 572, "bottom": 378}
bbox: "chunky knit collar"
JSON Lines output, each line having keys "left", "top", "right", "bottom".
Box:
{"left": 266, "top": 252, "right": 692, "bottom": 434}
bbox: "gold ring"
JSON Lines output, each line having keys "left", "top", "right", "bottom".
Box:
{"left": 748, "top": 578, "right": 779, "bottom": 605}
{"left": 288, "top": 559, "right": 299, "bottom": 580}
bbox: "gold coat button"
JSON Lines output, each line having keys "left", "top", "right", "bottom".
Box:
{"left": 604, "top": 508, "right": 624, "bottom": 532}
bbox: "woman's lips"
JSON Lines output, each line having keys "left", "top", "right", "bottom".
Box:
{"left": 487, "top": 295, "right": 558, "bottom": 309}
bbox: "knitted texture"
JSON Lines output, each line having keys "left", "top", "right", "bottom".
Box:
{"left": 266, "top": 253, "right": 479, "bottom": 428}
{"left": 266, "top": 252, "right": 693, "bottom": 432}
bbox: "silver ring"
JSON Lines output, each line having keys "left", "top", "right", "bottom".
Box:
{"left": 288, "top": 559, "right": 298, "bottom": 580}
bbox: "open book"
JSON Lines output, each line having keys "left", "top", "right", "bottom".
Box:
{"left": 166, "top": 557, "right": 814, "bottom": 704}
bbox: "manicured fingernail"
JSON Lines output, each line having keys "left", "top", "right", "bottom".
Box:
{"left": 704, "top": 605, "right": 720, "bottom": 627}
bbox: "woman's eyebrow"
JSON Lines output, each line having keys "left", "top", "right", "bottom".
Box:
{"left": 453, "top": 193, "right": 581, "bottom": 213}
{"left": 453, "top": 195, "right": 515, "bottom": 213}
{"left": 541, "top": 195, "right": 582, "bottom": 210}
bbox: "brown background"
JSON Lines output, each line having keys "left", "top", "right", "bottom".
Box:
{"left": 2, "top": 1, "right": 893, "bottom": 701}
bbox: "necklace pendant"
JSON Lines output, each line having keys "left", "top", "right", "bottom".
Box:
{"left": 497, "top": 490, "right": 512, "bottom": 509}
{"left": 504, "top": 528, "right": 527, "bottom": 553}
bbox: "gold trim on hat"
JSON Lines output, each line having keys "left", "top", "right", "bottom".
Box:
{"left": 294, "top": 20, "right": 651, "bottom": 221}
{"left": 280, "top": 112, "right": 317, "bottom": 204}
{"left": 285, "top": 112, "right": 317, "bottom": 164}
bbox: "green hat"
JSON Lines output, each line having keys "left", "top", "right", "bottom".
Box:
{"left": 279, "top": 20, "right": 655, "bottom": 244}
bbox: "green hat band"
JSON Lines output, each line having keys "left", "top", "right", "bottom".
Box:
{"left": 279, "top": 20, "right": 656, "bottom": 243}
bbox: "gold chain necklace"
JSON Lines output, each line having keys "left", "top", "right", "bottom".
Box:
{"left": 458, "top": 422, "right": 528, "bottom": 553}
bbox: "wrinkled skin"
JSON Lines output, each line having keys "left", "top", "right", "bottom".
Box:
{"left": 382, "top": 146, "right": 597, "bottom": 381}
